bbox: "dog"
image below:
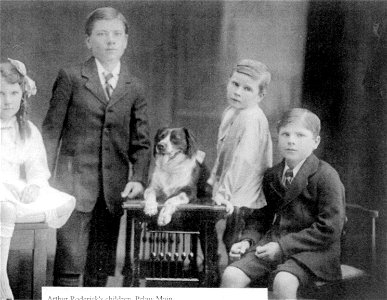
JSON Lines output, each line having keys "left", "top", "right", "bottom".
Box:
{"left": 143, "top": 127, "right": 211, "bottom": 226}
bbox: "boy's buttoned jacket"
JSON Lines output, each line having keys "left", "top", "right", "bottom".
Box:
{"left": 42, "top": 57, "right": 151, "bottom": 216}
{"left": 242, "top": 154, "right": 346, "bottom": 281}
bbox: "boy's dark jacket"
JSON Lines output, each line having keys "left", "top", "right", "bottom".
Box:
{"left": 42, "top": 57, "right": 151, "bottom": 216}
{"left": 242, "top": 154, "right": 346, "bottom": 281}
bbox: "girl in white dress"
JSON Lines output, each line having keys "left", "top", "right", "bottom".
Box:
{"left": 0, "top": 59, "right": 75, "bottom": 300}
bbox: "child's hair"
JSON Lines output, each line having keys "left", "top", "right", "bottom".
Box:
{"left": 232, "top": 59, "right": 271, "bottom": 96}
{"left": 85, "top": 7, "right": 129, "bottom": 36}
{"left": 277, "top": 108, "right": 321, "bottom": 138}
{"left": 0, "top": 60, "right": 33, "bottom": 140}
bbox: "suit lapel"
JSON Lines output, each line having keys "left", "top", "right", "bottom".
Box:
{"left": 82, "top": 57, "right": 108, "bottom": 105}
{"left": 108, "top": 63, "right": 132, "bottom": 107}
{"left": 279, "top": 154, "right": 320, "bottom": 210}
{"left": 269, "top": 160, "right": 286, "bottom": 198}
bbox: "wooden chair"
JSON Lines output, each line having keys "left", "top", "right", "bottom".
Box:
{"left": 9, "top": 222, "right": 49, "bottom": 300}
{"left": 303, "top": 203, "right": 380, "bottom": 299}
{"left": 228, "top": 203, "right": 379, "bottom": 299}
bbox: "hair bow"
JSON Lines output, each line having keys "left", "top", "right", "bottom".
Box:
{"left": 8, "top": 58, "right": 37, "bottom": 98}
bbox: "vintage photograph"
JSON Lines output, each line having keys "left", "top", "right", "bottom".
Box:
{"left": 1, "top": 0, "right": 386, "bottom": 299}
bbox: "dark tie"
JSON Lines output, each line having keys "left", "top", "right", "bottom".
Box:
{"left": 104, "top": 73, "right": 113, "bottom": 100}
{"left": 284, "top": 169, "right": 294, "bottom": 188}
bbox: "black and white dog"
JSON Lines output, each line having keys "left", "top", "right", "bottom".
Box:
{"left": 143, "top": 127, "right": 211, "bottom": 226}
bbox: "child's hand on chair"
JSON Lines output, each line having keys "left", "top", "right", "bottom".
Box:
{"left": 21, "top": 184, "right": 40, "bottom": 204}
{"left": 213, "top": 193, "right": 234, "bottom": 215}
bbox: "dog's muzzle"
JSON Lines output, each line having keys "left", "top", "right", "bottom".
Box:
{"left": 156, "top": 143, "right": 166, "bottom": 153}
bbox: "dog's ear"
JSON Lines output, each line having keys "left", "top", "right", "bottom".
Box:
{"left": 154, "top": 127, "right": 168, "bottom": 156}
{"left": 183, "top": 127, "right": 198, "bottom": 158}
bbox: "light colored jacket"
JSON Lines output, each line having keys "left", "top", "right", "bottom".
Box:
{"left": 209, "top": 104, "right": 272, "bottom": 208}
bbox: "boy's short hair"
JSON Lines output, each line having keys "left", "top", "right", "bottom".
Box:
{"left": 277, "top": 108, "right": 321, "bottom": 138}
{"left": 85, "top": 7, "right": 128, "bottom": 36}
{"left": 232, "top": 59, "right": 271, "bottom": 96}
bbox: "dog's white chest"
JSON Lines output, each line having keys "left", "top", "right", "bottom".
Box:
{"left": 153, "top": 158, "right": 196, "bottom": 196}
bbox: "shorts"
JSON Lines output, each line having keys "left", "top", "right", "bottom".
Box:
{"left": 230, "top": 250, "right": 316, "bottom": 287}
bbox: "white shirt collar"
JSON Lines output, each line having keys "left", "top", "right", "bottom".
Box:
{"left": 282, "top": 158, "right": 307, "bottom": 183}
{"left": 95, "top": 58, "right": 120, "bottom": 89}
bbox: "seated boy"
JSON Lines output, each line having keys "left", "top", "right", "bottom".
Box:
{"left": 221, "top": 108, "right": 346, "bottom": 299}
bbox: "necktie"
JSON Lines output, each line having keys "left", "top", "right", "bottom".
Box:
{"left": 104, "top": 73, "right": 114, "bottom": 100}
{"left": 284, "top": 169, "right": 294, "bottom": 188}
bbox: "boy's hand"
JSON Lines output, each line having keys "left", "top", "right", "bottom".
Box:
{"left": 230, "top": 240, "right": 251, "bottom": 256}
{"left": 255, "top": 242, "right": 282, "bottom": 262}
{"left": 213, "top": 194, "right": 234, "bottom": 215}
{"left": 121, "top": 182, "right": 144, "bottom": 199}
{"left": 21, "top": 184, "right": 40, "bottom": 204}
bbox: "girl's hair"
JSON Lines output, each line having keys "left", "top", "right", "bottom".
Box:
{"left": 0, "top": 61, "right": 31, "bottom": 140}
{"left": 85, "top": 7, "right": 129, "bottom": 36}
{"left": 277, "top": 108, "right": 321, "bottom": 138}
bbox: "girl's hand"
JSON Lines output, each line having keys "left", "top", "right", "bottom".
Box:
{"left": 21, "top": 184, "right": 40, "bottom": 204}
{"left": 255, "top": 242, "right": 282, "bottom": 262}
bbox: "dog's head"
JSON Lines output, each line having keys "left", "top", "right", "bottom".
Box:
{"left": 154, "top": 127, "right": 198, "bottom": 158}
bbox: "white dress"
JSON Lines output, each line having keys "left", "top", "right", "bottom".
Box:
{"left": 0, "top": 117, "right": 75, "bottom": 236}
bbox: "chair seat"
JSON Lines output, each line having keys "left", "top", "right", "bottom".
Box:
{"left": 341, "top": 264, "right": 367, "bottom": 280}
{"left": 315, "top": 264, "right": 368, "bottom": 287}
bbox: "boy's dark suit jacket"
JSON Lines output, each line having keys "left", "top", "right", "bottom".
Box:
{"left": 42, "top": 57, "right": 151, "bottom": 216}
{"left": 242, "top": 154, "right": 346, "bottom": 281}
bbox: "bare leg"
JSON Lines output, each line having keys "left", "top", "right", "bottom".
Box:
{"left": 221, "top": 266, "right": 251, "bottom": 288}
{"left": 272, "top": 271, "right": 300, "bottom": 299}
{"left": 1, "top": 201, "right": 17, "bottom": 300}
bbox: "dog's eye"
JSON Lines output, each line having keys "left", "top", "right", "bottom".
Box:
{"left": 170, "top": 131, "right": 184, "bottom": 143}
{"left": 157, "top": 131, "right": 167, "bottom": 140}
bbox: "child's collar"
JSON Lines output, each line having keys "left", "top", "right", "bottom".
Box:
{"left": 0, "top": 116, "right": 17, "bottom": 129}
{"left": 95, "top": 58, "right": 121, "bottom": 76}
{"left": 283, "top": 158, "right": 307, "bottom": 178}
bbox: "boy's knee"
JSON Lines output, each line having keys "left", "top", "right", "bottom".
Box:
{"left": 273, "top": 271, "right": 300, "bottom": 298}
{"left": 57, "top": 196, "right": 76, "bottom": 218}
{"left": 1, "top": 201, "right": 17, "bottom": 224}
{"left": 221, "top": 266, "right": 250, "bottom": 288}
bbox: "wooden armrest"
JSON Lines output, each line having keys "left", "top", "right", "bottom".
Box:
{"left": 346, "top": 203, "right": 379, "bottom": 219}
{"left": 122, "top": 199, "right": 227, "bottom": 212}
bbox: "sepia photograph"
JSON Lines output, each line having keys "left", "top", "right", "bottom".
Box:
{"left": 1, "top": 0, "right": 386, "bottom": 299}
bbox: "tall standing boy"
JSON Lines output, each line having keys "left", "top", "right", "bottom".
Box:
{"left": 42, "top": 7, "right": 151, "bottom": 287}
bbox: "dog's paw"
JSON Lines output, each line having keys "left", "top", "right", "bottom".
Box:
{"left": 144, "top": 200, "right": 158, "bottom": 216}
{"left": 157, "top": 207, "right": 172, "bottom": 226}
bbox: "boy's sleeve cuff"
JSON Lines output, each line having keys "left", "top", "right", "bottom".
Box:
{"left": 128, "top": 180, "right": 146, "bottom": 189}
